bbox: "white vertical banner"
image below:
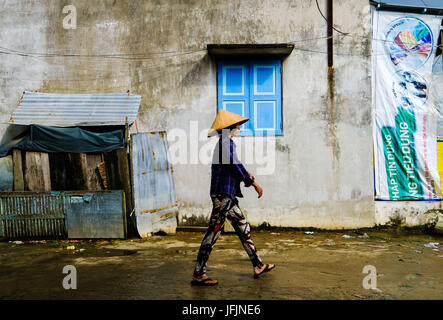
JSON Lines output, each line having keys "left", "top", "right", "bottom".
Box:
{"left": 373, "top": 10, "right": 442, "bottom": 200}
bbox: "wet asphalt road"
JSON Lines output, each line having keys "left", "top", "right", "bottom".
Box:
{"left": 0, "top": 229, "right": 442, "bottom": 300}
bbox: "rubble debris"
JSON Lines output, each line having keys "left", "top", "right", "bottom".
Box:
{"left": 358, "top": 233, "right": 370, "bottom": 238}
{"left": 424, "top": 242, "right": 439, "bottom": 249}
{"left": 434, "top": 217, "right": 443, "bottom": 234}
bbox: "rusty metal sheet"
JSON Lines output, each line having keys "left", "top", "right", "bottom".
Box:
{"left": 131, "top": 131, "right": 178, "bottom": 237}
{"left": 65, "top": 190, "right": 126, "bottom": 239}
{"left": 0, "top": 191, "right": 66, "bottom": 240}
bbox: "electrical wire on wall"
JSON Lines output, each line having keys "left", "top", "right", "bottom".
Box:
{"left": 0, "top": 1, "right": 441, "bottom": 70}
{"left": 315, "top": 0, "right": 349, "bottom": 36}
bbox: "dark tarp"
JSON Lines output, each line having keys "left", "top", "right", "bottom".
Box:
{"left": 0, "top": 124, "right": 124, "bottom": 157}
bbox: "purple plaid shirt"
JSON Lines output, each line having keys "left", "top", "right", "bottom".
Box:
{"left": 210, "top": 136, "right": 254, "bottom": 199}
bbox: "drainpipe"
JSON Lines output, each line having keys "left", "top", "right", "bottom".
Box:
{"left": 326, "top": 0, "right": 338, "bottom": 200}
{"left": 327, "top": 0, "right": 333, "bottom": 68}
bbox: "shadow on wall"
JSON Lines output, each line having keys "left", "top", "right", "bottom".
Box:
{"left": 180, "top": 54, "right": 210, "bottom": 89}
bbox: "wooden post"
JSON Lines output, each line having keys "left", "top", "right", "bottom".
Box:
{"left": 104, "top": 147, "right": 133, "bottom": 234}
{"left": 124, "top": 116, "right": 129, "bottom": 145}
{"left": 81, "top": 153, "right": 104, "bottom": 190}
{"left": 12, "top": 149, "right": 24, "bottom": 191}
{"left": 24, "top": 152, "right": 51, "bottom": 191}
{"left": 116, "top": 148, "right": 132, "bottom": 217}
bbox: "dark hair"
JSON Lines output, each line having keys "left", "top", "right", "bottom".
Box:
{"left": 216, "top": 123, "right": 238, "bottom": 135}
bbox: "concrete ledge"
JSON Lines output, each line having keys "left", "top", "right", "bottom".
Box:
{"left": 207, "top": 43, "right": 294, "bottom": 58}
{"left": 178, "top": 198, "right": 376, "bottom": 229}
{"left": 176, "top": 226, "right": 207, "bottom": 232}
{"left": 375, "top": 201, "right": 443, "bottom": 227}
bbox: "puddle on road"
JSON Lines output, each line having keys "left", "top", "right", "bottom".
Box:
{"left": 105, "top": 240, "right": 201, "bottom": 250}
{"left": 72, "top": 248, "right": 138, "bottom": 265}
{"left": 77, "top": 248, "right": 138, "bottom": 258}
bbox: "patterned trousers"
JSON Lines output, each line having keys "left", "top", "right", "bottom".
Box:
{"left": 193, "top": 195, "right": 264, "bottom": 277}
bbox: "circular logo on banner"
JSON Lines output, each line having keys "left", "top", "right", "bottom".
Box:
{"left": 384, "top": 17, "right": 434, "bottom": 70}
{"left": 392, "top": 70, "right": 428, "bottom": 108}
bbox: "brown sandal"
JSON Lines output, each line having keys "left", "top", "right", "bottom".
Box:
{"left": 254, "top": 264, "right": 275, "bottom": 278}
{"left": 190, "top": 275, "right": 219, "bottom": 286}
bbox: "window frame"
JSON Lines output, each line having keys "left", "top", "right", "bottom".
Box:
{"left": 216, "top": 59, "right": 283, "bottom": 136}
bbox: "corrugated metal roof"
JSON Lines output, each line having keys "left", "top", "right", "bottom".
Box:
{"left": 8, "top": 91, "right": 141, "bottom": 127}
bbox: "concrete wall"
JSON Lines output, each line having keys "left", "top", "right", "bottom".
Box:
{"left": 375, "top": 201, "right": 443, "bottom": 227}
{"left": 0, "top": 0, "right": 376, "bottom": 228}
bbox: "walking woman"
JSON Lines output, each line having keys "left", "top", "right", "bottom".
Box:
{"left": 191, "top": 110, "right": 275, "bottom": 286}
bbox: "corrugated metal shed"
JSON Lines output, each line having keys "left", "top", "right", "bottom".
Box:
{"left": 8, "top": 91, "right": 141, "bottom": 127}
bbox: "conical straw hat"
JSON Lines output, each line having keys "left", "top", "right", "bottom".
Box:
{"left": 208, "top": 109, "right": 249, "bottom": 137}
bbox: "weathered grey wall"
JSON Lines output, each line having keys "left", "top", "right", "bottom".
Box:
{"left": 0, "top": 0, "right": 375, "bottom": 228}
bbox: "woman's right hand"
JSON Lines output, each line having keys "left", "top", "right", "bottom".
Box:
{"left": 252, "top": 181, "right": 263, "bottom": 198}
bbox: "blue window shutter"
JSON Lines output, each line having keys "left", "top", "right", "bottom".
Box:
{"left": 218, "top": 60, "right": 282, "bottom": 136}
{"left": 249, "top": 60, "right": 282, "bottom": 135}
{"left": 218, "top": 62, "right": 251, "bottom": 134}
